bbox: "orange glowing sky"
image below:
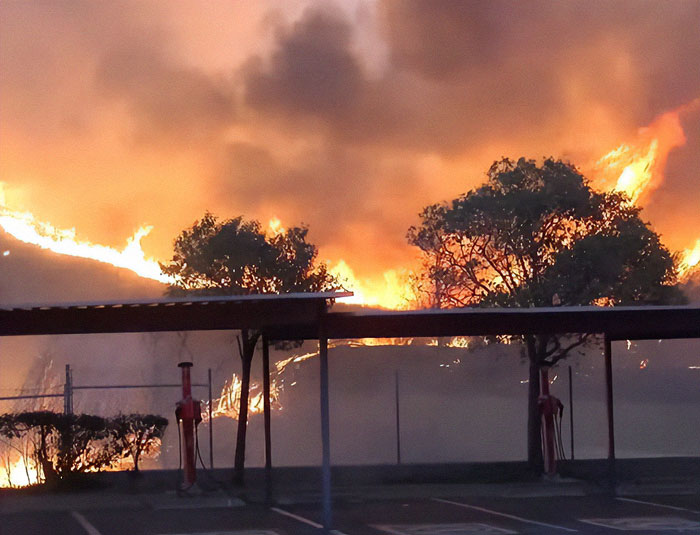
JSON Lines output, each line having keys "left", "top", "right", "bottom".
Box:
{"left": 1, "top": 1, "right": 699, "bottom": 306}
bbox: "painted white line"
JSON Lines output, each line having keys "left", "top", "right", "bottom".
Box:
{"left": 373, "top": 523, "right": 517, "bottom": 534}
{"left": 616, "top": 496, "right": 700, "bottom": 515}
{"left": 432, "top": 498, "right": 578, "bottom": 532}
{"left": 157, "top": 531, "right": 280, "bottom": 535}
{"left": 579, "top": 516, "right": 700, "bottom": 531}
{"left": 271, "top": 506, "right": 324, "bottom": 529}
{"left": 71, "top": 511, "right": 103, "bottom": 535}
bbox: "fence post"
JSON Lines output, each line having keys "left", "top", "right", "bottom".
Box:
{"left": 64, "top": 364, "right": 73, "bottom": 415}
{"left": 395, "top": 369, "right": 401, "bottom": 465}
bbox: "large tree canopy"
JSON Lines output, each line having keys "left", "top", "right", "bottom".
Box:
{"left": 408, "top": 157, "right": 684, "bottom": 312}
{"left": 161, "top": 213, "right": 341, "bottom": 482}
{"left": 161, "top": 212, "right": 337, "bottom": 296}
{"left": 408, "top": 157, "right": 686, "bottom": 470}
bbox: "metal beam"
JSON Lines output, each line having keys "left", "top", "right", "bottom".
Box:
{"left": 319, "top": 328, "right": 332, "bottom": 531}
{"left": 0, "top": 294, "right": 347, "bottom": 337}
{"left": 269, "top": 305, "right": 700, "bottom": 342}
{"left": 604, "top": 334, "right": 616, "bottom": 490}
{"left": 0, "top": 298, "right": 696, "bottom": 341}
{"left": 262, "top": 334, "right": 272, "bottom": 503}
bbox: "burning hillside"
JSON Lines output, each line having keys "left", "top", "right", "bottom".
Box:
{"left": 1, "top": 99, "right": 698, "bottom": 308}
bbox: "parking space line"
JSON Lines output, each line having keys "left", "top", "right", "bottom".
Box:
{"left": 271, "top": 506, "right": 324, "bottom": 529}
{"left": 373, "top": 523, "right": 517, "bottom": 534}
{"left": 71, "top": 511, "right": 103, "bottom": 535}
{"left": 616, "top": 497, "right": 700, "bottom": 515}
{"left": 270, "top": 508, "right": 350, "bottom": 535}
{"left": 432, "top": 498, "right": 578, "bottom": 532}
{"left": 579, "top": 516, "right": 700, "bottom": 531}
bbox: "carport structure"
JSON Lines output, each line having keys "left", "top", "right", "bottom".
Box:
{"left": 1, "top": 294, "right": 699, "bottom": 533}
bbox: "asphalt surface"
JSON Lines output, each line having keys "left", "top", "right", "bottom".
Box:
{"left": 2, "top": 488, "right": 700, "bottom": 535}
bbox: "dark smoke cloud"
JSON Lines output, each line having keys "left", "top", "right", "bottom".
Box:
{"left": 1, "top": 0, "right": 238, "bottom": 149}
{"left": 241, "top": 1, "right": 700, "bottom": 154}
{"left": 244, "top": 8, "right": 366, "bottom": 123}
{"left": 381, "top": 0, "right": 700, "bottom": 119}
{"left": 216, "top": 139, "right": 423, "bottom": 268}
{"left": 224, "top": 1, "right": 700, "bottom": 272}
{"left": 97, "top": 46, "right": 237, "bottom": 146}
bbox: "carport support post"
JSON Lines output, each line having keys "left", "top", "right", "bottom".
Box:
{"left": 262, "top": 334, "right": 272, "bottom": 503}
{"left": 320, "top": 331, "right": 332, "bottom": 531}
{"left": 208, "top": 368, "right": 214, "bottom": 469}
{"left": 604, "top": 334, "right": 616, "bottom": 489}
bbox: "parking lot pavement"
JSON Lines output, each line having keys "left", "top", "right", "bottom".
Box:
{"left": 1, "top": 505, "right": 322, "bottom": 535}
{"left": 614, "top": 494, "right": 700, "bottom": 514}
{"left": 0, "top": 511, "right": 85, "bottom": 535}
{"left": 279, "top": 494, "right": 700, "bottom": 534}
{"left": 3, "top": 493, "right": 700, "bottom": 534}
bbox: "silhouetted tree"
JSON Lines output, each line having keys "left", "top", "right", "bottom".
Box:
{"left": 0, "top": 412, "right": 167, "bottom": 486}
{"left": 161, "top": 213, "right": 341, "bottom": 483}
{"left": 408, "top": 157, "right": 686, "bottom": 472}
{"left": 110, "top": 414, "right": 168, "bottom": 472}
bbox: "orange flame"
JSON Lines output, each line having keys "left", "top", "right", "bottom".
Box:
{"left": 594, "top": 104, "right": 700, "bottom": 284}
{"left": 202, "top": 372, "right": 283, "bottom": 422}
{"left": 204, "top": 347, "right": 332, "bottom": 422}
{"left": 595, "top": 109, "right": 686, "bottom": 205}
{"left": 329, "top": 259, "right": 415, "bottom": 309}
{"left": 0, "top": 457, "right": 40, "bottom": 488}
{"left": 267, "top": 216, "right": 285, "bottom": 237}
{"left": 678, "top": 239, "right": 700, "bottom": 281}
{"left": 0, "top": 203, "right": 174, "bottom": 284}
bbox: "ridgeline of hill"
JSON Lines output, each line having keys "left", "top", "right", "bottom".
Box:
{"left": 0, "top": 230, "right": 165, "bottom": 306}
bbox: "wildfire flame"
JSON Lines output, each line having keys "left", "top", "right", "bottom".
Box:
{"left": 0, "top": 457, "right": 40, "bottom": 488}
{"left": 678, "top": 239, "right": 700, "bottom": 281}
{"left": 203, "top": 348, "right": 335, "bottom": 422}
{"left": 202, "top": 337, "right": 478, "bottom": 422}
{"left": 330, "top": 259, "right": 416, "bottom": 309}
{"left": 595, "top": 106, "right": 687, "bottom": 205}
{"left": 202, "top": 373, "right": 282, "bottom": 422}
{"left": 0, "top": 203, "right": 174, "bottom": 284}
{"left": 594, "top": 104, "right": 700, "bottom": 282}
{"left": 267, "top": 217, "right": 285, "bottom": 237}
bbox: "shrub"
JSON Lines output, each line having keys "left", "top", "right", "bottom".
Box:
{"left": 109, "top": 414, "right": 168, "bottom": 472}
{"left": 0, "top": 411, "right": 168, "bottom": 486}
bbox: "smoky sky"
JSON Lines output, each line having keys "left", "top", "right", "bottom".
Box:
{"left": 1, "top": 0, "right": 699, "bottom": 280}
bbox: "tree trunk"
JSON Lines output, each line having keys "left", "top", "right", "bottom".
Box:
{"left": 526, "top": 335, "right": 544, "bottom": 475}
{"left": 38, "top": 426, "right": 58, "bottom": 486}
{"left": 233, "top": 330, "right": 256, "bottom": 484}
{"left": 133, "top": 434, "right": 141, "bottom": 473}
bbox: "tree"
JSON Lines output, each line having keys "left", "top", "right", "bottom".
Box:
{"left": 0, "top": 412, "right": 167, "bottom": 486}
{"left": 408, "top": 157, "right": 686, "bottom": 472}
{"left": 110, "top": 414, "right": 168, "bottom": 473}
{"left": 160, "top": 213, "right": 341, "bottom": 483}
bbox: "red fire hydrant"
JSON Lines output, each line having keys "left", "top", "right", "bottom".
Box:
{"left": 176, "top": 362, "right": 202, "bottom": 491}
{"left": 538, "top": 366, "right": 563, "bottom": 476}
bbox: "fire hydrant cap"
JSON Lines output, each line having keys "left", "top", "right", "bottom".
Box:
{"left": 178, "top": 361, "right": 193, "bottom": 368}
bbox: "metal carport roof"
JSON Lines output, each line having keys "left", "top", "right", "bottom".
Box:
{"left": 0, "top": 292, "right": 351, "bottom": 336}
{"left": 3, "top": 295, "right": 696, "bottom": 342}
{"left": 270, "top": 304, "right": 700, "bottom": 341}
